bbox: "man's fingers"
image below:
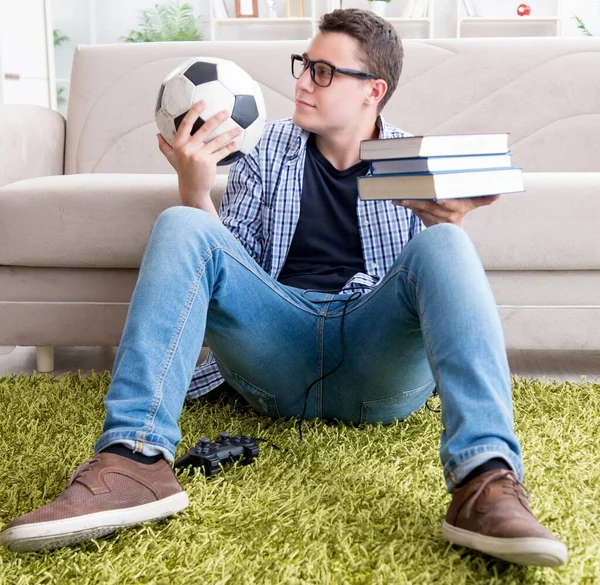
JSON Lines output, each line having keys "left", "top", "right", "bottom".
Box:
{"left": 173, "top": 100, "right": 206, "bottom": 144}
{"left": 204, "top": 127, "right": 242, "bottom": 155}
{"left": 188, "top": 107, "right": 234, "bottom": 147}
{"left": 213, "top": 138, "right": 239, "bottom": 164}
{"left": 472, "top": 194, "right": 501, "bottom": 207}
{"left": 157, "top": 133, "right": 172, "bottom": 153}
{"left": 396, "top": 199, "right": 446, "bottom": 217}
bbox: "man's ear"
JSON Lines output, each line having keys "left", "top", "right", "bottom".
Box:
{"left": 365, "top": 79, "right": 388, "bottom": 109}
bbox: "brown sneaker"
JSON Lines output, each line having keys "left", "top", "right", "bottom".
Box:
{"left": 0, "top": 452, "right": 188, "bottom": 552}
{"left": 442, "top": 469, "right": 568, "bottom": 566}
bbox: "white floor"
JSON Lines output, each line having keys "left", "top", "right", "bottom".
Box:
{"left": 1, "top": 345, "right": 599, "bottom": 383}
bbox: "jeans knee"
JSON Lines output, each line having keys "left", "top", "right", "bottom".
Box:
{"left": 414, "top": 223, "right": 472, "bottom": 253}
{"left": 154, "top": 206, "right": 219, "bottom": 238}
{"left": 157, "top": 205, "right": 207, "bottom": 225}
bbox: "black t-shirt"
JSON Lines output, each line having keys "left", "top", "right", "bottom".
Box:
{"left": 277, "top": 134, "right": 368, "bottom": 292}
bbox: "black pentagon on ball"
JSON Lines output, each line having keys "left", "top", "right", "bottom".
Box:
{"left": 155, "top": 83, "right": 165, "bottom": 115}
{"left": 174, "top": 110, "right": 205, "bottom": 136}
{"left": 231, "top": 95, "right": 259, "bottom": 129}
{"left": 217, "top": 150, "right": 245, "bottom": 167}
{"left": 184, "top": 61, "right": 219, "bottom": 86}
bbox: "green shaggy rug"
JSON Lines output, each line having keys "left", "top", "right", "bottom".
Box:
{"left": 0, "top": 372, "right": 598, "bottom": 585}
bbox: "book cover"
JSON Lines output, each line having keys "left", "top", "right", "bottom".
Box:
{"left": 369, "top": 153, "right": 512, "bottom": 174}
{"left": 357, "top": 167, "right": 524, "bottom": 201}
{"left": 360, "top": 133, "right": 509, "bottom": 161}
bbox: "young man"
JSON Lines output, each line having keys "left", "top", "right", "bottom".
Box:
{"left": 1, "top": 9, "right": 567, "bottom": 567}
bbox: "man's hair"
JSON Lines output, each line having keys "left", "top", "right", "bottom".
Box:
{"left": 318, "top": 8, "right": 403, "bottom": 113}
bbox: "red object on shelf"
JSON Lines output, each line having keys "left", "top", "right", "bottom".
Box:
{"left": 517, "top": 3, "right": 531, "bottom": 16}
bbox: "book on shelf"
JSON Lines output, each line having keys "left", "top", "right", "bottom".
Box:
{"left": 462, "top": 0, "right": 482, "bottom": 16}
{"left": 369, "top": 152, "right": 512, "bottom": 174}
{"left": 359, "top": 132, "right": 509, "bottom": 161}
{"left": 357, "top": 167, "right": 525, "bottom": 201}
{"left": 401, "top": 0, "right": 429, "bottom": 18}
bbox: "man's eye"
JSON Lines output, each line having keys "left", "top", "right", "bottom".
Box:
{"left": 314, "top": 65, "right": 331, "bottom": 78}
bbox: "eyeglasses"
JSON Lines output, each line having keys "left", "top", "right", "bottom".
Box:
{"left": 290, "top": 54, "right": 379, "bottom": 88}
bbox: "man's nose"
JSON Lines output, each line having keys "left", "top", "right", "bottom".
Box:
{"left": 295, "top": 67, "right": 314, "bottom": 91}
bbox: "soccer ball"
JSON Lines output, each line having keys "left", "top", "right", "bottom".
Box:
{"left": 155, "top": 57, "right": 267, "bottom": 166}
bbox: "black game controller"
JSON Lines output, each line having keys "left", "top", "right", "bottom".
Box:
{"left": 173, "top": 432, "right": 260, "bottom": 476}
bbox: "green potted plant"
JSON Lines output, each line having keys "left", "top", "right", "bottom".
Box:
{"left": 367, "top": 0, "right": 391, "bottom": 18}
{"left": 572, "top": 14, "right": 594, "bottom": 36}
{"left": 120, "top": 1, "right": 204, "bottom": 43}
{"left": 53, "top": 29, "right": 70, "bottom": 107}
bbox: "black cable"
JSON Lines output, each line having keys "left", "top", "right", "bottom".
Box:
{"left": 296, "top": 288, "right": 363, "bottom": 442}
{"left": 425, "top": 387, "right": 441, "bottom": 413}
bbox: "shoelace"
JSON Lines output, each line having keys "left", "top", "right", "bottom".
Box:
{"left": 464, "top": 470, "right": 531, "bottom": 517}
{"left": 67, "top": 457, "right": 100, "bottom": 487}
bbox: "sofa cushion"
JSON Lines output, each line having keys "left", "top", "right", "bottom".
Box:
{"left": 0, "top": 105, "right": 66, "bottom": 189}
{"left": 64, "top": 37, "right": 600, "bottom": 175}
{"left": 464, "top": 172, "right": 600, "bottom": 270}
{"left": 0, "top": 173, "right": 227, "bottom": 268}
{"left": 1, "top": 172, "right": 598, "bottom": 270}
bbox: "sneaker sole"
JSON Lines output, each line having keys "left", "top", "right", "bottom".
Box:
{"left": 0, "top": 491, "right": 189, "bottom": 553}
{"left": 442, "top": 520, "right": 568, "bottom": 567}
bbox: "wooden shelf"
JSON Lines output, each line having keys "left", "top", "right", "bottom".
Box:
{"left": 459, "top": 17, "right": 560, "bottom": 23}
{"left": 458, "top": 16, "right": 561, "bottom": 38}
{"left": 385, "top": 17, "right": 432, "bottom": 23}
{"left": 214, "top": 17, "right": 312, "bottom": 25}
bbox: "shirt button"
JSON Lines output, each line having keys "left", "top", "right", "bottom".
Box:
{"left": 363, "top": 220, "right": 370, "bottom": 227}
{"left": 371, "top": 262, "right": 377, "bottom": 269}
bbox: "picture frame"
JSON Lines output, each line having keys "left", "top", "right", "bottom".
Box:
{"left": 235, "top": 0, "right": 258, "bottom": 17}
{"left": 286, "top": 0, "right": 305, "bottom": 17}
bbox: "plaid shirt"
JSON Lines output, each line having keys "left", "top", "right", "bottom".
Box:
{"left": 187, "top": 116, "right": 425, "bottom": 398}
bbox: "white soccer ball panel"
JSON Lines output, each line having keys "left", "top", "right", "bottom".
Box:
{"left": 240, "top": 119, "right": 263, "bottom": 154}
{"left": 161, "top": 58, "right": 194, "bottom": 85}
{"left": 192, "top": 80, "right": 236, "bottom": 126}
{"left": 162, "top": 76, "right": 195, "bottom": 117}
{"left": 155, "top": 108, "right": 177, "bottom": 146}
{"left": 252, "top": 80, "right": 267, "bottom": 122}
{"left": 215, "top": 60, "right": 255, "bottom": 95}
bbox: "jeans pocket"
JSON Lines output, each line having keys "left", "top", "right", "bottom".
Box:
{"left": 360, "top": 379, "right": 436, "bottom": 425}
{"left": 214, "top": 359, "right": 281, "bottom": 418}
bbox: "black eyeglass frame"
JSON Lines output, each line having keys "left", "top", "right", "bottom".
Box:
{"left": 290, "top": 54, "right": 379, "bottom": 87}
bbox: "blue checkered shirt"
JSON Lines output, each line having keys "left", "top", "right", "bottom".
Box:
{"left": 187, "top": 116, "right": 425, "bottom": 398}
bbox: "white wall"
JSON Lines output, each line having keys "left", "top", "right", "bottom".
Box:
{"left": 5, "top": 0, "right": 598, "bottom": 110}
{"left": 0, "top": 0, "right": 53, "bottom": 107}
{"left": 562, "top": 0, "right": 600, "bottom": 36}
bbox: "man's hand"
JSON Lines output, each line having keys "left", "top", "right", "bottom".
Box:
{"left": 157, "top": 100, "right": 242, "bottom": 210}
{"left": 392, "top": 195, "right": 500, "bottom": 228}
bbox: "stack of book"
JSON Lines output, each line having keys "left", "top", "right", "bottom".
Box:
{"left": 357, "top": 133, "right": 525, "bottom": 202}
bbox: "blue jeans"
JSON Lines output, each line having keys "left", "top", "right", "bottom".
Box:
{"left": 95, "top": 207, "right": 523, "bottom": 492}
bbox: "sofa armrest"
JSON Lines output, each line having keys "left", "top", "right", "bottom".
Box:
{"left": 0, "top": 173, "right": 228, "bottom": 268}
{"left": 0, "top": 105, "right": 66, "bottom": 188}
{"left": 463, "top": 172, "right": 600, "bottom": 271}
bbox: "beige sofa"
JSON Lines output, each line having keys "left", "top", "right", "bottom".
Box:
{"left": 1, "top": 37, "right": 599, "bottom": 373}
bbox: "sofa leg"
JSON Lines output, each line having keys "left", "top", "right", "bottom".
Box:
{"left": 36, "top": 346, "right": 55, "bottom": 373}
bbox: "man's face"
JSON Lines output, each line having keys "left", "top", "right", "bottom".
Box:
{"left": 292, "top": 32, "right": 375, "bottom": 135}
